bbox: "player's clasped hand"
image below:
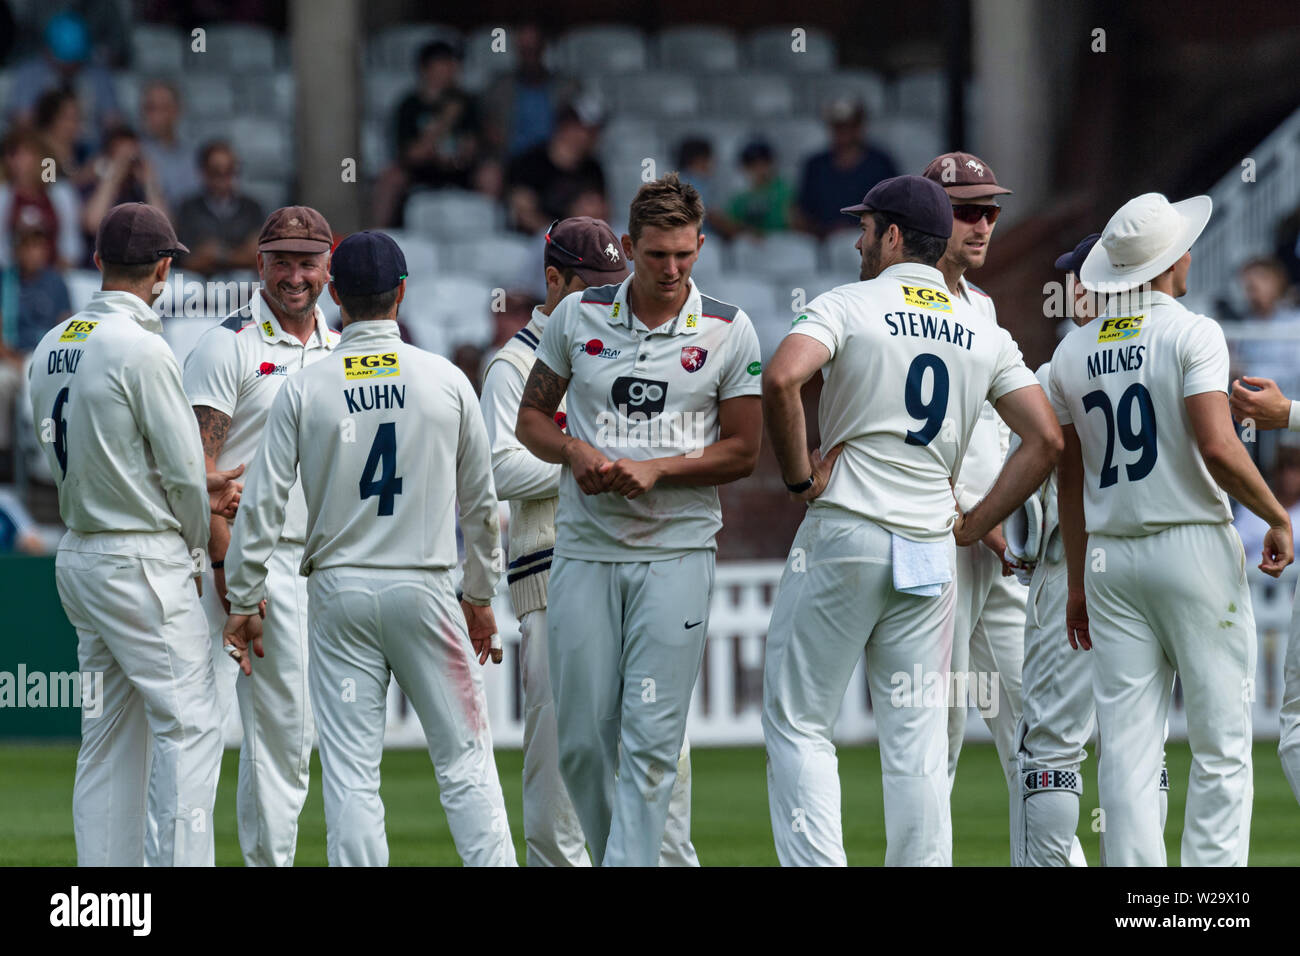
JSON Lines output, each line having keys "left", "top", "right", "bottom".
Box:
{"left": 601, "top": 458, "right": 662, "bottom": 499}
{"left": 461, "top": 599, "right": 500, "bottom": 666}
{"left": 1260, "top": 523, "right": 1295, "bottom": 578}
{"left": 1066, "top": 586, "right": 1090, "bottom": 651}
{"left": 208, "top": 463, "right": 246, "bottom": 519}
{"left": 221, "top": 601, "right": 267, "bottom": 677}
{"left": 562, "top": 437, "right": 614, "bottom": 495}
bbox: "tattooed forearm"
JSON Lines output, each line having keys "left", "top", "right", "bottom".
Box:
{"left": 193, "top": 405, "right": 233, "bottom": 461}
{"left": 520, "top": 361, "right": 568, "bottom": 415}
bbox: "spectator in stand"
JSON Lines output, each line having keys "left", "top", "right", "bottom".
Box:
{"left": 482, "top": 23, "right": 575, "bottom": 159}
{"left": 79, "top": 127, "right": 168, "bottom": 266}
{"left": 0, "top": 487, "right": 47, "bottom": 554}
{"left": 140, "top": 80, "right": 200, "bottom": 210}
{"left": 1232, "top": 256, "right": 1300, "bottom": 398}
{"left": 6, "top": 11, "right": 121, "bottom": 142}
{"left": 0, "top": 219, "right": 72, "bottom": 477}
{"left": 35, "top": 88, "right": 94, "bottom": 189}
{"left": 1235, "top": 444, "right": 1300, "bottom": 562}
{"left": 506, "top": 97, "right": 606, "bottom": 235}
{"left": 793, "top": 97, "right": 898, "bottom": 237}
{"left": 174, "top": 141, "right": 264, "bottom": 277}
{"left": 675, "top": 136, "right": 735, "bottom": 238}
{"left": 371, "top": 39, "right": 484, "bottom": 227}
{"left": 726, "top": 139, "right": 793, "bottom": 237}
{"left": 0, "top": 128, "right": 83, "bottom": 270}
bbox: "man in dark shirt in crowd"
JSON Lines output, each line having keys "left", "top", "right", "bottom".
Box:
{"left": 794, "top": 98, "right": 898, "bottom": 237}
{"left": 175, "top": 142, "right": 264, "bottom": 277}
{"left": 506, "top": 98, "right": 606, "bottom": 235}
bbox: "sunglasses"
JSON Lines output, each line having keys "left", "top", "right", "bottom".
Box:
{"left": 544, "top": 219, "right": 585, "bottom": 263}
{"left": 951, "top": 204, "right": 1001, "bottom": 225}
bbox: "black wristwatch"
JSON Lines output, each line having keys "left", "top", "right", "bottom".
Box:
{"left": 210, "top": 560, "right": 225, "bottom": 569}
{"left": 785, "top": 475, "right": 815, "bottom": 494}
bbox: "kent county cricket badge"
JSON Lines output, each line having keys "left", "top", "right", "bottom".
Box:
{"left": 681, "top": 346, "right": 708, "bottom": 372}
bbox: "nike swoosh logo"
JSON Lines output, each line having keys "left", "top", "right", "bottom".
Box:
{"left": 685, "top": 620, "right": 703, "bottom": 629}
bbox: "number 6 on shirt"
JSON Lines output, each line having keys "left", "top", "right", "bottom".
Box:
{"left": 359, "top": 422, "right": 404, "bottom": 516}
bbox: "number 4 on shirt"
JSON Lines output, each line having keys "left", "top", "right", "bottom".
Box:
{"left": 359, "top": 422, "right": 403, "bottom": 516}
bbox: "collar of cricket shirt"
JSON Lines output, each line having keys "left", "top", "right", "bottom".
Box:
{"left": 84, "top": 289, "right": 164, "bottom": 335}
{"left": 879, "top": 261, "right": 949, "bottom": 295}
{"left": 338, "top": 319, "right": 402, "bottom": 347}
{"left": 608, "top": 274, "right": 702, "bottom": 337}
{"left": 252, "top": 289, "right": 334, "bottom": 349}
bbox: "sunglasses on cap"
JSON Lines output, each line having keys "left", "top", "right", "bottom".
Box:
{"left": 544, "top": 219, "right": 584, "bottom": 263}
{"left": 951, "top": 204, "right": 1001, "bottom": 225}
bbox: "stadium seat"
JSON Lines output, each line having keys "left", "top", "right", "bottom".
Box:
{"left": 599, "top": 117, "right": 665, "bottom": 166}
{"left": 608, "top": 72, "right": 700, "bottom": 119}
{"left": 365, "top": 71, "right": 412, "bottom": 127}
{"left": 464, "top": 24, "right": 520, "bottom": 79}
{"left": 198, "top": 24, "right": 278, "bottom": 72}
{"left": 241, "top": 178, "right": 287, "bottom": 215}
{"left": 803, "top": 69, "right": 888, "bottom": 118}
{"left": 384, "top": 231, "right": 440, "bottom": 277}
{"left": 695, "top": 274, "right": 776, "bottom": 323}
{"left": 446, "top": 234, "right": 538, "bottom": 290}
{"left": 63, "top": 270, "right": 101, "bottom": 313}
{"left": 706, "top": 73, "right": 795, "bottom": 118}
{"left": 205, "top": 117, "right": 289, "bottom": 181}
{"left": 763, "top": 117, "right": 830, "bottom": 185}
{"left": 404, "top": 190, "right": 500, "bottom": 239}
{"left": 655, "top": 26, "right": 741, "bottom": 72}
{"left": 869, "top": 116, "right": 943, "bottom": 179}
{"left": 746, "top": 26, "right": 837, "bottom": 72}
{"left": 368, "top": 23, "right": 462, "bottom": 71}
{"left": 163, "top": 317, "right": 218, "bottom": 365}
{"left": 823, "top": 233, "right": 865, "bottom": 278}
{"left": 180, "top": 74, "right": 237, "bottom": 118}
{"left": 731, "top": 233, "right": 820, "bottom": 281}
{"left": 894, "top": 69, "right": 948, "bottom": 121}
{"left": 692, "top": 235, "right": 731, "bottom": 282}
{"left": 361, "top": 119, "right": 389, "bottom": 179}
{"left": 131, "top": 23, "right": 186, "bottom": 74}
{"left": 112, "top": 72, "right": 140, "bottom": 124}
{"left": 235, "top": 70, "right": 295, "bottom": 119}
{"left": 406, "top": 275, "right": 496, "bottom": 352}
{"left": 556, "top": 25, "right": 648, "bottom": 74}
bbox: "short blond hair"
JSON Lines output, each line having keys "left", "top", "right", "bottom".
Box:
{"left": 628, "top": 172, "right": 704, "bottom": 241}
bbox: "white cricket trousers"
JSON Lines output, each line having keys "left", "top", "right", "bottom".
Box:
{"left": 306, "top": 566, "right": 516, "bottom": 867}
{"left": 948, "top": 541, "right": 1026, "bottom": 793}
{"left": 203, "top": 540, "right": 313, "bottom": 866}
{"left": 1088, "top": 522, "right": 1255, "bottom": 867}
{"left": 547, "top": 552, "right": 712, "bottom": 867}
{"left": 1011, "top": 556, "right": 1092, "bottom": 866}
{"left": 55, "top": 530, "right": 222, "bottom": 867}
{"left": 1279, "top": 590, "right": 1300, "bottom": 804}
{"left": 763, "top": 510, "right": 955, "bottom": 866}
{"left": 519, "top": 607, "right": 697, "bottom": 866}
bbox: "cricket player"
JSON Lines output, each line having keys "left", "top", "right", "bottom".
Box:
{"left": 1228, "top": 373, "right": 1300, "bottom": 804}
{"left": 222, "top": 231, "right": 516, "bottom": 867}
{"left": 919, "top": 152, "right": 1028, "bottom": 797}
{"left": 762, "top": 175, "right": 1063, "bottom": 866}
{"left": 516, "top": 174, "right": 763, "bottom": 866}
{"left": 29, "top": 203, "right": 226, "bottom": 866}
{"left": 1051, "top": 191, "right": 1292, "bottom": 866}
{"left": 480, "top": 216, "right": 698, "bottom": 866}
{"left": 183, "top": 206, "right": 338, "bottom": 867}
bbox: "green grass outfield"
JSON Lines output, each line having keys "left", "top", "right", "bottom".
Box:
{"left": 2, "top": 741, "right": 1297, "bottom": 865}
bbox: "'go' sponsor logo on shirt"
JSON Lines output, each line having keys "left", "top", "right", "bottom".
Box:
{"left": 611, "top": 376, "right": 668, "bottom": 416}
{"left": 1097, "top": 315, "right": 1144, "bottom": 343}
{"left": 59, "top": 320, "right": 99, "bottom": 342}
{"left": 899, "top": 285, "right": 953, "bottom": 312}
{"left": 343, "top": 352, "right": 401, "bottom": 380}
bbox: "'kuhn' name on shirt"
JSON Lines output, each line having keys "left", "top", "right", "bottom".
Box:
{"left": 342, "top": 352, "right": 405, "bottom": 412}
{"left": 883, "top": 311, "right": 976, "bottom": 350}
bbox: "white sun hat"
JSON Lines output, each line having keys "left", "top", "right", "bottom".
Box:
{"left": 1079, "top": 192, "right": 1212, "bottom": 292}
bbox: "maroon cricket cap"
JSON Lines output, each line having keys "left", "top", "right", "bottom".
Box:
{"left": 95, "top": 202, "right": 188, "bottom": 264}
{"left": 543, "top": 216, "right": 630, "bottom": 286}
{"left": 258, "top": 205, "right": 333, "bottom": 253}
{"left": 921, "top": 151, "right": 1013, "bottom": 199}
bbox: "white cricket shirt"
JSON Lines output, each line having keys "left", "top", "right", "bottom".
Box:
{"left": 225, "top": 320, "right": 501, "bottom": 614}
{"left": 533, "top": 275, "right": 763, "bottom": 561}
{"left": 951, "top": 277, "right": 1013, "bottom": 510}
{"left": 788, "top": 262, "right": 1038, "bottom": 542}
{"left": 183, "top": 291, "right": 338, "bottom": 543}
{"left": 28, "top": 290, "right": 209, "bottom": 553}
{"left": 1048, "top": 290, "right": 1233, "bottom": 536}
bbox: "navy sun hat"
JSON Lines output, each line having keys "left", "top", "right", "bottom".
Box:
{"left": 330, "top": 231, "right": 408, "bottom": 296}
{"left": 1055, "top": 233, "right": 1102, "bottom": 275}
